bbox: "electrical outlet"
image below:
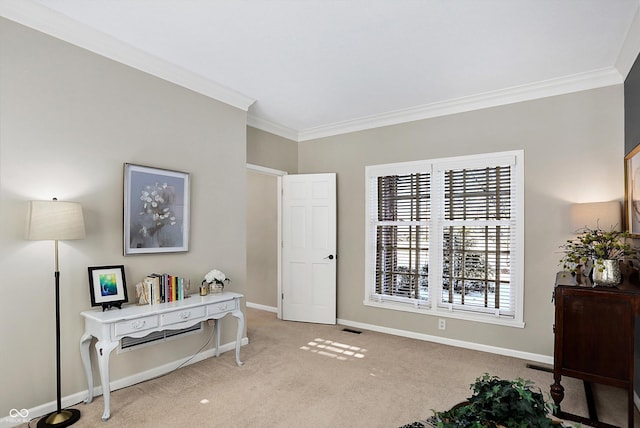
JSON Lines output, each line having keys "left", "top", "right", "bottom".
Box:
{"left": 438, "top": 319, "right": 446, "bottom": 330}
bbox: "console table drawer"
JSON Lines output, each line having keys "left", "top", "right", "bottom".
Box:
{"left": 161, "top": 306, "right": 206, "bottom": 326}
{"left": 114, "top": 316, "right": 159, "bottom": 336}
{"left": 207, "top": 300, "right": 237, "bottom": 316}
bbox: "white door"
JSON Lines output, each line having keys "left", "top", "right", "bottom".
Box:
{"left": 282, "top": 173, "right": 336, "bottom": 324}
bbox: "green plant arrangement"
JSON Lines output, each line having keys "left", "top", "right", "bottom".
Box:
{"left": 431, "top": 374, "right": 557, "bottom": 428}
{"left": 559, "top": 227, "right": 635, "bottom": 275}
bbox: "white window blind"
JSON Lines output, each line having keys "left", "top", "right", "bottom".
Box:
{"left": 365, "top": 151, "right": 523, "bottom": 326}
{"left": 436, "top": 162, "right": 515, "bottom": 317}
{"left": 374, "top": 173, "right": 430, "bottom": 306}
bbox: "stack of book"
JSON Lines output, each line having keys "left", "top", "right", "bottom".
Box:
{"left": 141, "top": 274, "right": 191, "bottom": 305}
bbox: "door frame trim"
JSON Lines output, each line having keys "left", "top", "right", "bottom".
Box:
{"left": 246, "top": 164, "right": 287, "bottom": 319}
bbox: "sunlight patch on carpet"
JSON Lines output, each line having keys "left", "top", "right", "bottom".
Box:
{"left": 300, "top": 337, "right": 367, "bottom": 361}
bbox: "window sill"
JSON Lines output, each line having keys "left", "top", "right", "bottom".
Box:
{"left": 363, "top": 300, "right": 525, "bottom": 328}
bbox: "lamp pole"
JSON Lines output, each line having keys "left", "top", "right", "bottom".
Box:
{"left": 38, "top": 239, "right": 81, "bottom": 427}
{"left": 54, "top": 239, "right": 62, "bottom": 415}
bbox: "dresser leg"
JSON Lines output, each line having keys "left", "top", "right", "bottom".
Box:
{"left": 583, "top": 381, "right": 598, "bottom": 421}
{"left": 550, "top": 379, "right": 564, "bottom": 414}
{"left": 628, "top": 386, "right": 634, "bottom": 428}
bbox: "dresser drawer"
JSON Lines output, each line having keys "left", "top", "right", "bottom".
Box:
{"left": 207, "top": 299, "right": 237, "bottom": 316}
{"left": 161, "top": 306, "right": 206, "bottom": 326}
{"left": 114, "top": 315, "right": 158, "bottom": 336}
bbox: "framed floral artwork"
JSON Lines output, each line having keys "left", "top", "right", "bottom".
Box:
{"left": 124, "top": 163, "right": 190, "bottom": 255}
{"left": 625, "top": 145, "right": 640, "bottom": 237}
{"left": 88, "top": 265, "right": 128, "bottom": 310}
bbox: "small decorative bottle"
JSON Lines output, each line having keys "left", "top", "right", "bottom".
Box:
{"left": 200, "top": 282, "right": 209, "bottom": 296}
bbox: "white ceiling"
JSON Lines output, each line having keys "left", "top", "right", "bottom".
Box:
{"left": 3, "top": 0, "right": 640, "bottom": 141}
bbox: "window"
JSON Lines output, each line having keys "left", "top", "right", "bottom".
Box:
{"left": 365, "top": 151, "right": 524, "bottom": 327}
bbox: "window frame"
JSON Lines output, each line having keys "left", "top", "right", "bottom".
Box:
{"left": 364, "top": 150, "right": 525, "bottom": 328}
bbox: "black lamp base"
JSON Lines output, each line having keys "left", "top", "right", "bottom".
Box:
{"left": 37, "top": 408, "right": 80, "bottom": 428}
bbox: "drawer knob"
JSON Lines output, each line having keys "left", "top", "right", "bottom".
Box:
{"left": 131, "top": 320, "right": 146, "bottom": 330}
{"left": 180, "top": 311, "right": 191, "bottom": 319}
{"left": 218, "top": 304, "right": 228, "bottom": 310}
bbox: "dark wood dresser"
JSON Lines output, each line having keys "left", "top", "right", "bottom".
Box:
{"left": 552, "top": 271, "right": 640, "bottom": 428}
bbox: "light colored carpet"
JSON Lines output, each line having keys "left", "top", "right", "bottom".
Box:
{"left": 24, "top": 308, "right": 638, "bottom": 427}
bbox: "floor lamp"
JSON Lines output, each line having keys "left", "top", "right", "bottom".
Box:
{"left": 26, "top": 198, "right": 85, "bottom": 428}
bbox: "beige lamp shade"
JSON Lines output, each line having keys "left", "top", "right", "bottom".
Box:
{"left": 569, "top": 201, "right": 621, "bottom": 232}
{"left": 26, "top": 199, "right": 85, "bottom": 241}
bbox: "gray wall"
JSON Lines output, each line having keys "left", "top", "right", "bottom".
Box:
{"left": 246, "top": 170, "right": 278, "bottom": 307}
{"left": 247, "top": 126, "right": 298, "bottom": 173}
{"left": 245, "top": 126, "right": 298, "bottom": 308}
{"left": 298, "top": 86, "right": 624, "bottom": 357}
{"left": 0, "top": 18, "right": 248, "bottom": 416}
{"left": 624, "top": 51, "right": 640, "bottom": 396}
{"left": 626, "top": 53, "right": 640, "bottom": 155}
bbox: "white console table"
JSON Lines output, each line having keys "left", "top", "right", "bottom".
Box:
{"left": 80, "top": 291, "right": 244, "bottom": 421}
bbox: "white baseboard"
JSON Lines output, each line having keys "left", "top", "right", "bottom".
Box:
{"left": 0, "top": 338, "right": 248, "bottom": 428}
{"left": 337, "top": 317, "right": 554, "bottom": 365}
{"left": 246, "top": 301, "right": 278, "bottom": 313}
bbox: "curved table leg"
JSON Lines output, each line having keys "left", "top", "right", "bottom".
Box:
{"left": 80, "top": 332, "right": 94, "bottom": 404}
{"left": 232, "top": 310, "right": 245, "bottom": 366}
{"left": 215, "top": 319, "right": 221, "bottom": 358}
{"left": 95, "top": 339, "right": 118, "bottom": 421}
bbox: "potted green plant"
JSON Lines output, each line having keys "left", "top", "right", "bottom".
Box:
{"left": 431, "top": 374, "right": 557, "bottom": 428}
{"left": 558, "top": 227, "right": 635, "bottom": 286}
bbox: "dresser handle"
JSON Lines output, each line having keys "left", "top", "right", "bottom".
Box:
{"left": 218, "top": 304, "right": 228, "bottom": 310}
{"left": 180, "top": 311, "right": 191, "bottom": 319}
{"left": 131, "top": 320, "right": 146, "bottom": 330}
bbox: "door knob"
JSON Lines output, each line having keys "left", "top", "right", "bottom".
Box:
{"left": 325, "top": 254, "right": 335, "bottom": 260}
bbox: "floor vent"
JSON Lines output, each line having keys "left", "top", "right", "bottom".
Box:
{"left": 342, "top": 328, "right": 362, "bottom": 334}
{"left": 120, "top": 323, "right": 203, "bottom": 351}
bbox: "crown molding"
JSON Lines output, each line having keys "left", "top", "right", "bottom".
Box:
{"left": 296, "top": 67, "right": 623, "bottom": 141}
{"left": 0, "top": 0, "right": 255, "bottom": 111}
{"left": 615, "top": 2, "right": 640, "bottom": 79}
{"left": 247, "top": 114, "right": 299, "bottom": 141}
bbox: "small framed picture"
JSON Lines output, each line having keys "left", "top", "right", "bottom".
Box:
{"left": 124, "top": 163, "right": 190, "bottom": 255}
{"left": 88, "top": 265, "right": 128, "bottom": 310}
{"left": 625, "top": 145, "right": 640, "bottom": 236}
